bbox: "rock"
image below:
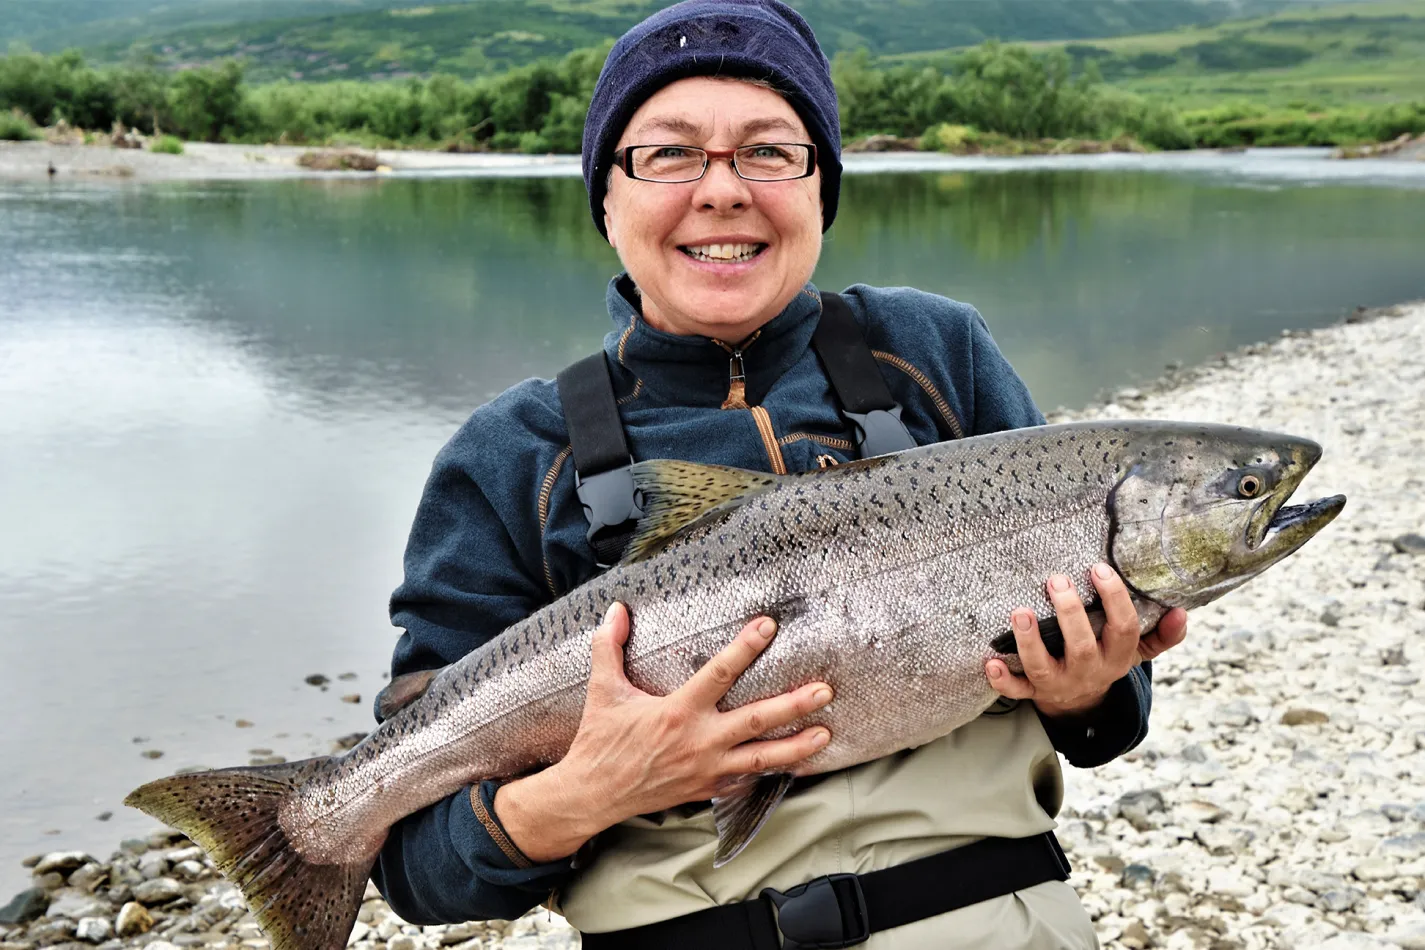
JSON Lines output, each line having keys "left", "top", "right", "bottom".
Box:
{"left": 74, "top": 916, "right": 112, "bottom": 942}
{"left": 1121, "top": 864, "right": 1156, "bottom": 890}
{"left": 1281, "top": 708, "right": 1331, "bottom": 726}
{"left": 1381, "top": 644, "right": 1408, "bottom": 666}
{"left": 32, "top": 852, "right": 92, "bottom": 877}
{"left": 235, "top": 719, "right": 254, "bottom": 728}
{"left": 333, "top": 732, "right": 367, "bottom": 751}
{"left": 1117, "top": 790, "right": 1166, "bottom": 829}
{"left": 305, "top": 674, "right": 330, "bottom": 687}
{"left": 31, "top": 870, "right": 63, "bottom": 890}
{"left": 1318, "top": 888, "right": 1365, "bottom": 912}
{"left": 341, "top": 693, "right": 361, "bottom": 704}
{"left": 1381, "top": 833, "right": 1425, "bottom": 860}
{"left": 0, "top": 888, "right": 48, "bottom": 924}
{"left": 1387, "top": 921, "right": 1425, "bottom": 950}
{"left": 137, "top": 853, "right": 167, "bottom": 879}
{"left": 388, "top": 936, "right": 418, "bottom": 950}
{"left": 1197, "top": 825, "right": 1256, "bottom": 854}
{"left": 1392, "top": 533, "right": 1425, "bottom": 555}
{"left": 114, "top": 901, "right": 154, "bottom": 937}
{"left": 45, "top": 888, "right": 110, "bottom": 919}
{"left": 141, "top": 749, "right": 164, "bottom": 759}
{"left": 94, "top": 810, "right": 111, "bottom": 821}
{"left": 1352, "top": 857, "right": 1398, "bottom": 881}
{"left": 65, "top": 864, "right": 106, "bottom": 893}
{"left": 1179, "top": 800, "right": 1228, "bottom": 823}
{"left": 132, "top": 877, "right": 183, "bottom": 905}
{"left": 1213, "top": 700, "right": 1255, "bottom": 728}
{"left": 249, "top": 755, "right": 287, "bottom": 766}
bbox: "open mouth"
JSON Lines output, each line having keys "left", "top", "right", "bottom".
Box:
{"left": 1264, "top": 494, "right": 1347, "bottom": 542}
{"left": 679, "top": 243, "right": 768, "bottom": 264}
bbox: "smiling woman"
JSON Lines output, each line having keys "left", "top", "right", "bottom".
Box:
{"left": 368, "top": 1, "right": 1184, "bottom": 948}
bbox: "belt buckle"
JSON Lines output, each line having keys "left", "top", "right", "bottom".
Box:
{"left": 760, "top": 873, "right": 870, "bottom": 949}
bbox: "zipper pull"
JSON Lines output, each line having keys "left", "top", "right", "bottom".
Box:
{"left": 723, "top": 349, "right": 749, "bottom": 410}
{"left": 728, "top": 349, "right": 746, "bottom": 385}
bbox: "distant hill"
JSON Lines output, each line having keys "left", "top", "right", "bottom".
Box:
{"left": 8, "top": 0, "right": 1279, "bottom": 81}
{"left": 888, "top": 0, "right": 1425, "bottom": 110}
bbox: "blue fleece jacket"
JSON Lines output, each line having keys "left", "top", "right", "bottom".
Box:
{"left": 370, "top": 276, "right": 1154, "bottom": 925}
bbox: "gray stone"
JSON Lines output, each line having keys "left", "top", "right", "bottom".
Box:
{"left": 32, "top": 852, "right": 93, "bottom": 877}
{"left": 75, "top": 916, "right": 112, "bottom": 942}
{"left": 44, "top": 889, "right": 109, "bottom": 920}
{"left": 65, "top": 864, "right": 106, "bottom": 894}
{"left": 132, "top": 877, "right": 183, "bottom": 905}
{"left": 1281, "top": 708, "right": 1331, "bottom": 726}
{"left": 1214, "top": 700, "right": 1256, "bottom": 728}
{"left": 0, "top": 887, "right": 48, "bottom": 924}
{"left": 1392, "top": 533, "right": 1425, "bottom": 555}
{"left": 1121, "top": 864, "right": 1155, "bottom": 890}
{"left": 1381, "top": 644, "right": 1408, "bottom": 666}
{"left": 1380, "top": 833, "right": 1425, "bottom": 860}
{"left": 1180, "top": 744, "right": 1209, "bottom": 763}
{"left": 1116, "top": 790, "right": 1166, "bottom": 829}
{"left": 1387, "top": 922, "right": 1425, "bottom": 950}
{"left": 137, "top": 853, "right": 167, "bottom": 880}
{"left": 1317, "top": 888, "right": 1365, "bottom": 912}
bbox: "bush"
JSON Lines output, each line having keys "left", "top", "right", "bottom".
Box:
{"left": 150, "top": 134, "right": 184, "bottom": 154}
{"left": 0, "top": 109, "right": 38, "bottom": 141}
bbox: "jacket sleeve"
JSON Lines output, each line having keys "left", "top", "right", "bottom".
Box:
{"left": 964, "top": 307, "right": 1155, "bottom": 767}
{"left": 369, "top": 443, "right": 576, "bottom": 923}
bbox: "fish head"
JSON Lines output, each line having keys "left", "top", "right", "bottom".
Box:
{"left": 1108, "top": 425, "right": 1345, "bottom": 610}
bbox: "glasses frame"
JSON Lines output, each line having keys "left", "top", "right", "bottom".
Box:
{"left": 612, "top": 143, "right": 818, "bottom": 183}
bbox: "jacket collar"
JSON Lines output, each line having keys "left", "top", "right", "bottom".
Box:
{"left": 602, "top": 273, "right": 823, "bottom": 408}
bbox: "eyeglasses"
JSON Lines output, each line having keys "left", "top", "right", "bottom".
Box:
{"left": 612, "top": 143, "right": 817, "bottom": 183}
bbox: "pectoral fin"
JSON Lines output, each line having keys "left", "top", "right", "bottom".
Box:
{"left": 711, "top": 772, "right": 793, "bottom": 867}
{"left": 374, "top": 668, "right": 440, "bottom": 721}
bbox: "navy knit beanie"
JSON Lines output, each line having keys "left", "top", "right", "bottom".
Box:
{"left": 581, "top": 0, "right": 842, "bottom": 241}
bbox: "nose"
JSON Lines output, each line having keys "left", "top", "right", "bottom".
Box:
{"left": 691, "top": 155, "right": 752, "bottom": 212}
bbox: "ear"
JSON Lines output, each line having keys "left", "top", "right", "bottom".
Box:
{"left": 603, "top": 196, "right": 617, "bottom": 248}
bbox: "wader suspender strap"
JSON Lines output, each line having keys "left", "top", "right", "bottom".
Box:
{"left": 558, "top": 294, "right": 915, "bottom": 565}
{"left": 580, "top": 831, "right": 1071, "bottom": 950}
{"left": 555, "top": 353, "right": 645, "bottom": 567}
{"left": 811, "top": 291, "right": 917, "bottom": 458}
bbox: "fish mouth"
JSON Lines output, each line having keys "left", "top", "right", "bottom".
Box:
{"left": 1263, "top": 494, "right": 1347, "bottom": 545}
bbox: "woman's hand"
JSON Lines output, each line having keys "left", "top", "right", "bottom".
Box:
{"left": 494, "top": 602, "right": 833, "bottom": 863}
{"left": 984, "top": 562, "right": 1188, "bottom": 718}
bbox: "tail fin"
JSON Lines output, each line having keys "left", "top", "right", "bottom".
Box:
{"left": 125, "top": 758, "right": 374, "bottom": 950}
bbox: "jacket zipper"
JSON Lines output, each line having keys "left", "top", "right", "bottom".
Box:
{"left": 714, "top": 336, "right": 786, "bottom": 474}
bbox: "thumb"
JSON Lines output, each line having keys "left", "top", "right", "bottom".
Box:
{"left": 588, "top": 602, "right": 631, "bottom": 698}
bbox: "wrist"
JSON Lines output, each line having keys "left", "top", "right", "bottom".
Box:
{"left": 1034, "top": 688, "right": 1109, "bottom": 720}
{"left": 492, "top": 766, "right": 608, "bottom": 864}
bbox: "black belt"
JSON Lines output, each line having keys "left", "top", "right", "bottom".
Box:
{"left": 580, "top": 831, "right": 1071, "bottom": 950}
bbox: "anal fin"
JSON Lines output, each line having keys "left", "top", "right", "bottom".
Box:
{"left": 711, "top": 772, "right": 792, "bottom": 867}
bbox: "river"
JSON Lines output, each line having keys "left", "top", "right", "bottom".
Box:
{"left": 2, "top": 151, "right": 1424, "bottom": 896}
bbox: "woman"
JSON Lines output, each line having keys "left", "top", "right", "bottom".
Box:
{"left": 373, "top": 1, "right": 1187, "bottom": 946}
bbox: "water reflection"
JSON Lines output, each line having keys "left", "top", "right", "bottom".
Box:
{"left": 1, "top": 168, "right": 1423, "bottom": 892}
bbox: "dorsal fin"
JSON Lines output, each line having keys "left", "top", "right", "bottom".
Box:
{"left": 622, "top": 460, "right": 781, "bottom": 563}
{"left": 374, "top": 668, "right": 440, "bottom": 721}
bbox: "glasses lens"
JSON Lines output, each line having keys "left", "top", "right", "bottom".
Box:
{"left": 631, "top": 146, "right": 706, "bottom": 182}
{"left": 735, "top": 144, "right": 810, "bottom": 181}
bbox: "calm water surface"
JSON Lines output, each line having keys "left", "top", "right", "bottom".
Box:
{"left": 3, "top": 159, "right": 1425, "bottom": 892}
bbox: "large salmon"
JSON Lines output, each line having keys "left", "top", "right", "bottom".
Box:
{"left": 126, "top": 420, "right": 1345, "bottom": 949}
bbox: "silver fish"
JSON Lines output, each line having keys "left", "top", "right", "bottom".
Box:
{"left": 126, "top": 420, "right": 1344, "bottom": 949}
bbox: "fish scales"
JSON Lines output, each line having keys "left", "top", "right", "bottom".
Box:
{"left": 126, "top": 419, "right": 1346, "bottom": 950}
{"left": 286, "top": 425, "right": 1131, "bottom": 851}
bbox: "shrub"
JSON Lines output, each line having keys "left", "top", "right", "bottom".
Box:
{"left": 150, "top": 134, "right": 184, "bottom": 154}
{"left": 0, "top": 109, "right": 38, "bottom": 141}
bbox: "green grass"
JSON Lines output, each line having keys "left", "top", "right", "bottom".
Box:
{"left": 0, "top": 109, "right": 38, "bottom": 140}
{"left": 150, "top": 134, "right": 184, "bottom": 153}
{"left": 68, "top": 0, "right": 1252, "bottom": 83}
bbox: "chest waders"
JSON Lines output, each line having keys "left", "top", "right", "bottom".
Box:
{"left": 556, "top": 292, "right": 1072, "bottom": 949}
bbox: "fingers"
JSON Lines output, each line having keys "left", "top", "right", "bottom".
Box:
{"left": 1139, "top": 607, "right": 1188, "bottom": 661}
{"left": 587, "top": 602, "right": 631, "bottom": 698}
{"left": 721, "top": 682, "right": 834, "bottom": 746}
{"left": 678, "top": 616, "right": 778, "bottom": 708}
{"left": 1010, "top": 608, "right": 1058, "bottom": 684}
{"left": 1089, "top": 563, "right": 1141, "bottom": 671}
{"left": 721, "top": 726, "right": 831, "bottom": 776}
{"left": 1047, "top": 573, "right": 1098, "bottom": 669}
{"left": 986, "top": 656, "right": 1036, "bottom": 700}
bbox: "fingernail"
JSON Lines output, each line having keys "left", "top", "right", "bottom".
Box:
{"left": 1049, "top": 575, "right": 1071, "bottom": 592}
{"left": 811, "top": 729, "right": 830, "bottom": 747}
{"left": 812, "top": 687, "right": 833, "bottom": 706}
{"left": 1093, "top": 562, "right": 1113, "bottom": 580}
{"left": 988, "top": 665, "right": 1002, "bottom": 679}
{"left": 602, "top": 603, "right": 619, "bottom": 625}
{"left": 757, "top": 618, "right": 777, "bottom": 639}
{"left": 1013, "top": 612, "right": 1033, "bottom": 632}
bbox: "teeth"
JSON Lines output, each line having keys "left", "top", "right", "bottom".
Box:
{"left": 683, "top": 243, "right": 762, "bottom": 263}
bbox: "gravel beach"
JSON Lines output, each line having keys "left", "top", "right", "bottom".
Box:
{"left": 2, "top": 301, "right": 1422, "bottom": 948}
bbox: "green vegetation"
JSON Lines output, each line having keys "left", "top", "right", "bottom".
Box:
{"left": 151, "top": 134, "right": 184, "bottom": 154}
{"left": 0, "top": 108, "right": 39, "bottom": 141}
{"left": 31, "top": 0, "right": 1249, "bottom": 82}
{"left": 2, "top": 1, "right": 1421, "bottom": 154}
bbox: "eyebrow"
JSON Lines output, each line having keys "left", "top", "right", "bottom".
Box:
{"left": 629, "top": 115, "right": 803, "bottom": 141}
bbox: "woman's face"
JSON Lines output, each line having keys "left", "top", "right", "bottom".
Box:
{"left": 604, "top": 76, "right": 823, "bottom": 343}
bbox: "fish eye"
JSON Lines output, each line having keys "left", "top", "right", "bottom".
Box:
{"left": 1238, "top": 474, "right": 1264, "bottom": 498}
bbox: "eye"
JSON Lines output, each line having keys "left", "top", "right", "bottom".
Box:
{"left": 1238, "top": 474, "right": 1264, "bottom": 498}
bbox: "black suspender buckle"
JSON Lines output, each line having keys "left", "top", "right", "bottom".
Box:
{"left": 843, "top": 404, "right": 912, "bottom": 459}
{"left": 573, "top": 461, "right": 645, "bottom": 568}
{"left": 760, "top": 873, "right": 870, "bottom": 950}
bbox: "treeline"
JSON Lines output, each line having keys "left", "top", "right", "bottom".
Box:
{"left": 2, "top": 43, "right": 1422, "bottom": 151}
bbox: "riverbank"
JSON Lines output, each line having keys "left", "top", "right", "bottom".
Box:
{"left": 2, "top": 299, "right": 1422, "bottom": 948}
{"left": 5, "top": 139, "right": 1425, "bottom": 186}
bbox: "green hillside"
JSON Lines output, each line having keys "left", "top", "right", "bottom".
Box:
{"left": 58, "top": 0, "right": 1260, "bottom": 82}
{"left": 892, "top": 0, "right": 1425, "bottom": 111}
